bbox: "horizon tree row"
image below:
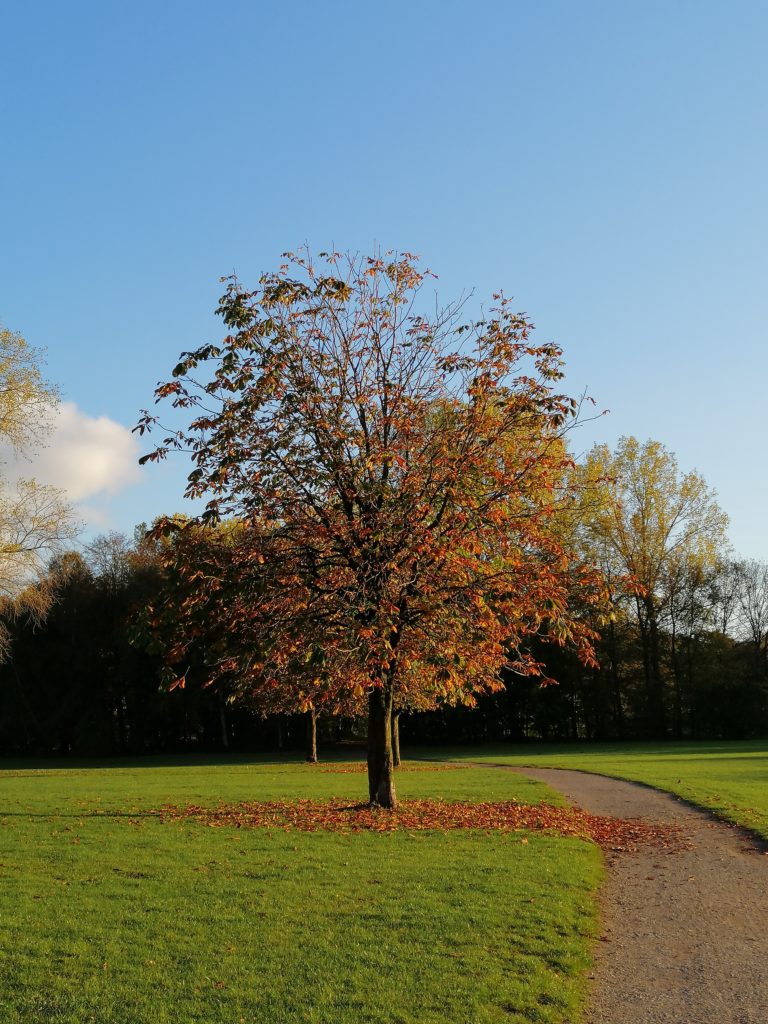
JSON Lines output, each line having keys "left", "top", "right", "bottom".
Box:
{"left": 0, "top": 520, "right": 765, "bottom": 756}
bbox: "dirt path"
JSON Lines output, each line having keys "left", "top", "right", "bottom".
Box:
{"left": 511, "top": 766, "right": 768, "bottom": 1024}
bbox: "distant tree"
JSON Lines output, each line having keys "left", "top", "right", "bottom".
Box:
{"left": 665, "top": 559, "right": 714, "bottom": 736}
{"left": 578, "top": 438, "right": 729, "bottom": 734}
{"left": 138, "top": 249, "right": 605, "bottom": 806}
{"left": 0, "top": 326, "right": 76, "bottom": 653}
{"left": 708, "top": 558, "right": 742, "bottom": 637}
{"left": 733, "top": 559, "right": 768, "bottom": 679}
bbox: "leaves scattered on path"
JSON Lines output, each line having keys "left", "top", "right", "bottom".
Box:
{"left": 155, "top": 798, "right": 690, "bottom": 853}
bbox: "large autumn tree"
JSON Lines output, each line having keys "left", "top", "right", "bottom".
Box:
{"left": 137, "top": 250, "right": 604, "bottom": 806}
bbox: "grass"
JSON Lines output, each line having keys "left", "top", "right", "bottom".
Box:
{"left": 0, "top": 757, "right": 601, "bottom": 1024}
{"left": 439, "top": 740, "right": 768, "bottom": 840}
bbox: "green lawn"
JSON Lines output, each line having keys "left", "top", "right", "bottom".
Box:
{"left": 440, "top": 740, "right": 768, "bottom": 840}
{"left": 0, "top": 758, "right": 601, "bottom": 1024}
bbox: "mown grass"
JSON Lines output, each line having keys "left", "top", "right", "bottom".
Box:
{"left": 0, "top": 758, "right": 601, "bottom": 1024}
{"left": 440, "top": 740, "right": 768, "bottom": 839}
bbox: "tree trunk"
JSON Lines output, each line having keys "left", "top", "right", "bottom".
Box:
{"left": 647, "top": 607, "right": 667, "bottom": 736}
{"left": 638, "top": 597, "right": 666, "bottom": 737}
{"left": 367, "top": 687, "right": 397, "bottom": 807}
{"left": 305, "top": 708, "right": 318, "bottom": 763}
{"left": 391, "top": 711, "right": 401, "bottom": 767}
{"left": 607, "top": 619, "right": 625, "bottom": 738}
{"left": 669, "top": 621, "right": 683, "bottom": 739}
{"left": 218, "top": 692, "right": 230, "bottom": 750}
{"left": 685, "top": 636, "right": 698, "bottom": 738}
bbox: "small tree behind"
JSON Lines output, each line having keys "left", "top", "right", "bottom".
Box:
{"left": 138, "top": 250, "right": 604, "bottom": 805}
{"left": 576, "top": 437, "right": 729, "bottom": 735}
{"left": 0, "top": 326, "right": 76, "bottom": 653}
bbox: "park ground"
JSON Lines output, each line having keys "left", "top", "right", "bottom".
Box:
{"left": 0, "top": 741, "right": 766, "bottom": 1023}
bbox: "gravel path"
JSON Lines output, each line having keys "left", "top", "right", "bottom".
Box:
{"left": 511, "top": 766, "right": 768, "bottom": 1024}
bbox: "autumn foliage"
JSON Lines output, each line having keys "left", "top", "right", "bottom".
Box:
{"left": 137, "top": 250, "right": 606, "bottom": 805}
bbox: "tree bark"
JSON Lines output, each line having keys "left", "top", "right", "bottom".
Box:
{"left": 305, "top": 708, "right": 318, "bottom": 763}
{"left": 669, "top": 619, "right": 684, "bottom": 740}
{"left": 218, "top": 692, "right": 230, "bottom": 750}
{"left": 391, "top": 710, "right": 401, "bottom": 767}
{"left": 607, "top": 619, "right": 625, "bottom": 738}
{"left": 638, "top": 597, "right": 666, "bottom": 737}
{"left": 647, "top": 606, "right": 667, "bottom": 736}
{"left": 367, "top": 687, "right": 397, "bottom": 807}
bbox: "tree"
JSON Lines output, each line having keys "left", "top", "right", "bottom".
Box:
{"left": 733, "top": 559, "right": 768, "bottom": 679}
{"left": 578, "top": 437, "right": 729, "bottom": 735}
{"left": 0, "top": 326, "right": 76, "bottom": 653}
{"left": 137, "top": 249, "right": 604, "bottom": 806}
{"left": 665, "top": 558, "right": 714, "bottom": 737}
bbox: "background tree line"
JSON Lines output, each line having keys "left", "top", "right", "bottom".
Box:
{"left": 1, "top": 440, "right": 765, "bottom": 757}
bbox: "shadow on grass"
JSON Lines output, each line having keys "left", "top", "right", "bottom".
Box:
{"left": 0, "top": 749, "right": 370, "bottom": 772}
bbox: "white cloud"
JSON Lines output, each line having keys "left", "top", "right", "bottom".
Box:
{"left": 72, "top": 503, "right": 113, "bottom": 529}
{"left": 3, "top": 401, "right": 142, "bottom": 503}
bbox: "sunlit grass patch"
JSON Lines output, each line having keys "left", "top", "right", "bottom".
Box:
{"left": 0, "top": 757, "right": 602, "bottom": 1024}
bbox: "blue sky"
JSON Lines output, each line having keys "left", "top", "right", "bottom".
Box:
{"left": 1, "top": 1, "right": 766, "bottom": 555}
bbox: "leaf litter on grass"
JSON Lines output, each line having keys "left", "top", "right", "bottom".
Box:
{"left": 317, "top": 763, "right": 469, "bottom": 774}
{"left": 154, "top": 797, "right": 690, "bottom": 853}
